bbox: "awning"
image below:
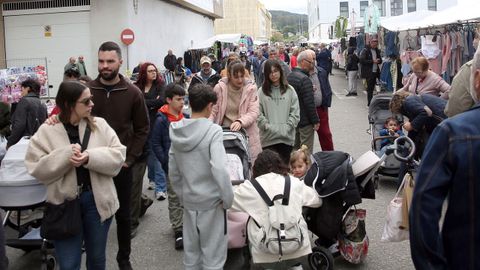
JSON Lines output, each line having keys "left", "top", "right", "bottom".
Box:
{"left": 191, "top": 33, "right": 242, "bottom": 50}
{"left": 380, "top": 2, "right": 480, "bottom": 31}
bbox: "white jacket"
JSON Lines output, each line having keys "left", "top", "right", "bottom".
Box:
{"left": 231, "top": 172, "right": 322, "bottom": 263}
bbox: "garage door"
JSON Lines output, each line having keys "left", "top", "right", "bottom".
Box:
{"left": 4, "top": 5, "right": 91, "bottom": 97}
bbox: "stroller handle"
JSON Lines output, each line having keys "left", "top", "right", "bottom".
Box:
{"left": 393, "top": 136, "right": 416, "bottom": 162}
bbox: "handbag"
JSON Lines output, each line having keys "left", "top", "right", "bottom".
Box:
{"left": 380, "top": 175, "right": 410, "bottom": 242}
{"left": 401, "top": 173, "right": 415, "bottom": 230}
{"left": 227, "top": 210, "right": 249, "bottom": 249}
{"left": 40, "top": 125, "right": 91, "bottom": 240}
{"left": 338, "top": 207, "right": 369, "bottom": 264}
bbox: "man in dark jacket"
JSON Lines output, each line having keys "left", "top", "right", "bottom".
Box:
{"left": 410, "top": 45, "right": 480, "bottom": 270}
{"left": 88, "top": 41, "right": 149, "bottom": 270}
{"left": 7, "top": 79, "right": 47, "bottom": 149}
{"left": 360, "top": 37, "right": 382, "bottom": 106}
{"left": 163, "top": 49, "right": 176, "bottom": 72}
{"left": 287, "top": 50, "right": 320, "bottom": 153}
{"left": 188, "top": 56, "right": 221, "bottom": 92}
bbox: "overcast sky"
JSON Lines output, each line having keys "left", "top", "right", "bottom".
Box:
{"left": 260, "top": 0, "right": 308, "bottom": 15}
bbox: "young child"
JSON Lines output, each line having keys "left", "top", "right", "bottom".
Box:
{"left": 289, "top": 145, "right": 311, "bottom": 180}
{"left": 231, "top": 150, "right": 321, "bottom": 269}
{"left": 168, "top": 84, "right": 234, "bottom": 270}
{"left": 378, "top": 117, "right": 404, "bottom": 156}
{"left": 151, "top": 83, "right": 186, "bottom": 249}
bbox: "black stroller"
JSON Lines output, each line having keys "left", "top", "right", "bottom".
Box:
{"left": 0, "top": 138, "right": 57, "bottom": 270}
{"left": 367, "top": 93, "right": 404, "bottom": 187}
{"left": 303, "top": 150, "right": 382, "bottom": 270}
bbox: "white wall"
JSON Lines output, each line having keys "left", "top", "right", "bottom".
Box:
{"left": 90, "top": 0, "right": 215, "bottom": 74}
{"left": 4, "top": 11, "right": 92, "bottom": 97}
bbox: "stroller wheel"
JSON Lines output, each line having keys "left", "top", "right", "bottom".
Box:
{"left": 41, "top": 250, "right": 59, "bottom": 270}
{"left": 308, "top": 246, "right": 334, "bottom": 270}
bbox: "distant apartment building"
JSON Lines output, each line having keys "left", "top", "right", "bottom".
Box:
{"left": 214, "top": 0, "right": 272, "bottom": 41}
{"left": 308, "top": 0, "right": 458, "bottom": 41}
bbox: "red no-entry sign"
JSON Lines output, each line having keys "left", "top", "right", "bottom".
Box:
{"left": 121, "top": 28, "right": 135, "bottom": 46}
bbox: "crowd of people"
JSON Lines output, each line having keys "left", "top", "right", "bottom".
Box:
{"left": 1, "top": 31, "right": 480, "bottom": 270}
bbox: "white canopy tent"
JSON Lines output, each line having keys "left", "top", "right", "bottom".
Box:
{"left": 380, "top": 2, "right": 480, "bottom": 31}
{"left": 191, "top": 33, "right": 242, "bottom": 50}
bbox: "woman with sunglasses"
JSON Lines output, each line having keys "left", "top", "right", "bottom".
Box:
{"left": 25, "top": 81, "right": 126, "bottom": 270}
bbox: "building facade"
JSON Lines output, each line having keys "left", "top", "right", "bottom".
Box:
{"left": 0, "top": 0, "right": 222, "bottom": 97}
{"left": 308, "top": 0, "right": 458, "bottom": 41}
{"left": 214, "top": 0, "right": 272, "bottom": 41}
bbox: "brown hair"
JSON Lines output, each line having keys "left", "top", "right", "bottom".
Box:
{"left": 252, "top": 150, "right": 289, "bottom": 179}
{"left": 227, "top": 60, "right": 245, "bottom": 78}
{"left": 389, "top": 90, "right": 412, "bottom": 114}
{"left": 384, "top": 117, "right": 399, "bottom": 127}
{"left": 56, "top": 81, "right": 96, "bottom": 130}
{"left": 411, "top": 56, "right": 429, "bottom": 71}
{"left": 289, "top": 145, "right": 311, "bottom": 167}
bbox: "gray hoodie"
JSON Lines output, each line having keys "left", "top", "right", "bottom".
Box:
{"left": 168, "top": 118, "right": 234, "bottom": 210}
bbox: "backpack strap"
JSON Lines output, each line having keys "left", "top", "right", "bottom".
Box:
{"left": 81, "top": 126, "right": 91, "bottom": 152}
{"left": 281, "top": 175, "right": 291, "bottom": 206}
{"left": 251, "top": 175, "right": 291, "bottom": 206}
{"left": 251, "top": 178, "right": 273, "bottom": 207}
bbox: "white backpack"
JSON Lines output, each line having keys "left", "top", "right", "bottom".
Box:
{"left": 250, "top": 175, "right": 304, "bottom": 257}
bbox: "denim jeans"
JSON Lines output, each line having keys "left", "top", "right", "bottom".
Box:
{"left": 113, "top": 167, "right": 132, "bottom": 265}
{"left": 147, "top": 144, "right": 166, "bottom": 193}
{"left": 54, "top": 191, "right": 112, "bottom": 270}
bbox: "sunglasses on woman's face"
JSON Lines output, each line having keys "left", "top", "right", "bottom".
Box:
{"left": 78, "top": 96, "right": 94, "bottom": 105}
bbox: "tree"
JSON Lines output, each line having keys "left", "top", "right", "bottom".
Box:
{"left": 282, "top": 25, "right": 297, "bottom": 37}
{"left": 335, "top": 16, "right": 348, "bottom": 38}
{"left": 270, "top": 31, "right": 284, "bottom": 43}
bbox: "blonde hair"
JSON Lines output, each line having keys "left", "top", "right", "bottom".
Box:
{"left": 289, "top": 145, "right": 311, "bottom": 167}
{"left": 411, "top": 56, "right": 429, "bottom": 71}
{"left": 389, "top": 90, "right": 412, "bottom": 113}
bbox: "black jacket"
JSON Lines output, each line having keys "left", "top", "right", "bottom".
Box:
{"left": 287, "top": 68, "right": 319, "bottom": 128}
{"left": 346, "top": 47, "right": 359, "bottom": 71}
{"left": 7, "top": 92, "right": 47, "bottom": 147}
{"left": 89, "top": 74, "right": 149, "bottom": 166}
{"left": 359, "top": 45, "right": 382, "bottom": 79}
{"left": 188, "top": 71, "right": 221, "bottom": 92}
{"left": 163, "top": 54, "right": 176, "bottom": 72}
{"left": 0, "top": 101, "right": 10, "bottom": 138}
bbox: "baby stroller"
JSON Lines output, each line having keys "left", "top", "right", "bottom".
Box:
{"left": 223, "top": 128, "right": 252, "bottom": 269}
{"left": 367, "top": 93, "right": 404, "bottom": 187}
{"left": 303, "top": 150, "right": 383, "bottom": 270}
{"left": 0, "top": 138, "right": 58, "bottom": 270}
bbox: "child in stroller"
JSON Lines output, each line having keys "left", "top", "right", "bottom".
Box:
{"left": 377, "top": 117, "right": 404, "bottom": 157}
{"left": 290, "top": 147, "right": 379, "bottom": 270}
{"left": 368, "top": 93, "right": 404, "bottom": 186}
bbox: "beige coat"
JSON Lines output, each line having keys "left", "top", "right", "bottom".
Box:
{"left": 25, "top": 117, "right": 126, "bottom": 222}
{"left": 231, "top": 172, "right": 322, "bottom": 263}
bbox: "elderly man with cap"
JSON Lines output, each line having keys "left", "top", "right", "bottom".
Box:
{"left": 188, "top": 55, "right": 221, "bottom": 91}
{"left": 359, "top": 37, "right": 382, "bottom": 106}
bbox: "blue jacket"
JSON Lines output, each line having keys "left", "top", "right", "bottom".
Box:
{"left": 316, "top": 49, "right": 332, "bottom": 72}
{"left": 410, "top": 104, "right": 480, "bottom": 270}
{"left": 151, "top": 112, "right": 171, "bottom": 173}
{"left": 378, "top": 129, "right": 404, "bottom": 148}
{"left": 314, "top": 66, "right": 333, "bottom": 108}
{"left": 402, "top": 94, "right": 447, "bottom": 134}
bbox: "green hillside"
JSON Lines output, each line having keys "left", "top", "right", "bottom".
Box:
{"left": 269, "top": 10, "right": 308, "bottom": 37}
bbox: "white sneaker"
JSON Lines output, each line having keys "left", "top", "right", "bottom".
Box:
{"left": 147, "top": 182, "right": 155, "bottom": 190}
{"left": 155, "top": 191, "right": 167, "bottom": 201}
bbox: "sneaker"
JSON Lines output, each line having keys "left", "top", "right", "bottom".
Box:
{"left": 139, "top": 197, "right": 153, "bottom": 217}
{"left": 175, "top": 231, "right": 184, "bottom": 250}
{"left": 155, "top": 191, "right": 167, "bottom": 201}
{"left": 147, "top": 182, "right": 155, "bottom": 190}
{"left": 289, "top": 263, "right": 303, "bottom": 270}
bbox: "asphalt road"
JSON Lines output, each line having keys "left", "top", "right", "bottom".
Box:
{"left": 4, "top": 68, "right": 415, "bottom": 270}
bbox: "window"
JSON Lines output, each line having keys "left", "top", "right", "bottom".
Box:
{"left": 340, "top": 2, "right": 349, "bottom": 18}
{"left": 428, "top": 0, "right": 437, "bottom": 11}
{"left": 360, "top": 1, "right": 369, "bottom": 17}
{"left": 390, "top": 0, "right": 403, "bottom": 16}
{"left": 373, "top": 0, "right": 386, "bottom": 16}
{"left": 407, "top": 0, "right": 416, "bottom": 12}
